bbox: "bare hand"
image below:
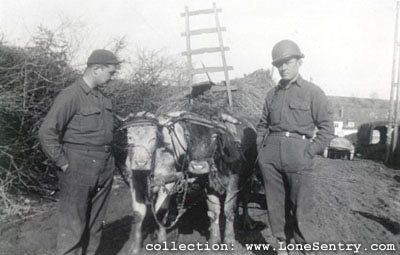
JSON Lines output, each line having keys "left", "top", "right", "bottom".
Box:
{"left": 61, "top": 164, "right": 69, "bottom": 172}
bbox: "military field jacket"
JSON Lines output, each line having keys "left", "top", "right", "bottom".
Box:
{"left": 256, "top": 75, "right": 334, "bottom": 157}
{"left": 39, "top": 78, "right": 114, "bottom": 167}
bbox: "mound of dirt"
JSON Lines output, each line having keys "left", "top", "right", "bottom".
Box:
{"left": 156, "top": 69, "right": 274, "bottom": 124}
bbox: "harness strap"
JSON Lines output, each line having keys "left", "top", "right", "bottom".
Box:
{"left": 149, "top": 172, "right": 189, "bottom": 230}
{"left": 167, "top": 124, "right": 187, "bottom": 168}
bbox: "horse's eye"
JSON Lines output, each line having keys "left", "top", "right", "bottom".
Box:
{"left": 127, "top": 136, "right": 134, "bottom": 143}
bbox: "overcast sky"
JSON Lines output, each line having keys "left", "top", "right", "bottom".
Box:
{"left": 0, "top": 0, "right": 397, "bottom": 99}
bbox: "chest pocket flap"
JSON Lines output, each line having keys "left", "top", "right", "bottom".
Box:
{"left": 289, "top": 101, "right": 310, "bottom": 111}
{"left": 81, "top": 106, "right": 101, "bottom": 116}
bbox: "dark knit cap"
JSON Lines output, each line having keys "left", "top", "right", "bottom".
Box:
{"left": 87, "top": 49, "right": 120, "bottom": 65}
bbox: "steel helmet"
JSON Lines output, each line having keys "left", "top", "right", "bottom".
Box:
{"left": 271, "top": 40, "right": 304, "bottom": 66}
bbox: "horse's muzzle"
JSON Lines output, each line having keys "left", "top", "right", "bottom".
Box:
{"left": 188, "top": 160, "right": 211, "bottom": 174}
{"left": 127, "top": 158, "right": 152, "bottom": 171}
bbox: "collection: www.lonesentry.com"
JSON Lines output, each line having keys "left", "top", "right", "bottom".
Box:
{"left": 145, "top": 241, "right": 397, "bottom": 254}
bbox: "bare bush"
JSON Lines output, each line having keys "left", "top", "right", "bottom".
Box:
{"left": 0, "top": 27, "right": 78, "bottom": 213}
{"left": 104, "top": 48, "right": 188, "bottom": 115}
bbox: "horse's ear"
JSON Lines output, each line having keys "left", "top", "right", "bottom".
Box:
{"left": 167, "top": 111, "right": 186, "bottom": 118}
{"left": 220, "top": 113, "right": 240, "bottom": 124}
{"left": 136, "top": 111, "right": 156, "bottom": 119}
{"left": 158, "top": 111, "right": 187, "bottom": 126}
{"left": 143, "top": 112, "right": 156, "bottom": 118}
{"left": 135, "top": 111, "right": 146, "bottom": 117}
{"left": 157, "top": 115, "right": 171, "bottom": 126}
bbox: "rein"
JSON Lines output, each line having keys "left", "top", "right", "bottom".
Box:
{"left": 166, "top": 122, "right": 188, "bottom": 167}
{"left": 149, "top": 155, "right": 189, "bottom": 230}
{"left": 120, "top": 117, "right": 159, "bottom": 130}
{"left": 151, "top": 118, "right": 190, "bottom": 230}
{"left": 254, "top": 134, "right": 268, "bottom": 165}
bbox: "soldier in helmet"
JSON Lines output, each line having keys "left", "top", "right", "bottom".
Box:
{"left": 39, "top": 49, "right": 121, "bottom": 255}
{"left": 256, "top": 40, "right": 334, "bottom": 252}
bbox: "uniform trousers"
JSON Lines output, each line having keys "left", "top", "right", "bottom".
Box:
{"left": 258, "top": 134, "right": 314, "bottom": 244}
{"left": 56, "top": 144, "right": 114, "bottom": 255}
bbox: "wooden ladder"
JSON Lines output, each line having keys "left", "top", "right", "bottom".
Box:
{"left": 181, "top": 3, "right": 235, "bottom": 106}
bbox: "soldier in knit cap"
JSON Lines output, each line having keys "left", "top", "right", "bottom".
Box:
{"left": 39, "top": 49, "right": 121, "bottom": 255}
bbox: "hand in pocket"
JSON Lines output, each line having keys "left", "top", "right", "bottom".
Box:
{"left": 61, "top": 164, "right": 69, "bottom": 172}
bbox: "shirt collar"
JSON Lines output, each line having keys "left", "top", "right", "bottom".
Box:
{"left": 78, "top": 78, "right": 92, "bottom": 95}
{"left": 78, "top": 78, "right": 101, "bottom": 97}
{"left": 277, "top": 74, "right": 304, "bottom": 90}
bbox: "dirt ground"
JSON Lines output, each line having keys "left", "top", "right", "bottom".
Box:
{"left": 0, "top": 157, "right": 399, "bottom": 255}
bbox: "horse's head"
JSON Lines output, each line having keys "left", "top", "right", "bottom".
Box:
{"left": 122, "top": 112, "right": 160, "bottom": 171}
{"left": 121, "top": 111, "right": 189, "bottom": 172}
{"left": 173, "top": 112, "right": 231, "bottom": 175}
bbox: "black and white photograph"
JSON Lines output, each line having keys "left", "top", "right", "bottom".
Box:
{"left": 0, "top": 1, "right": 399, "bottom": 254}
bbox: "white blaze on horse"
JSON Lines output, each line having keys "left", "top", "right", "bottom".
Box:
{"left": 120, "top": 111, "right": 187, "bottom": 254}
